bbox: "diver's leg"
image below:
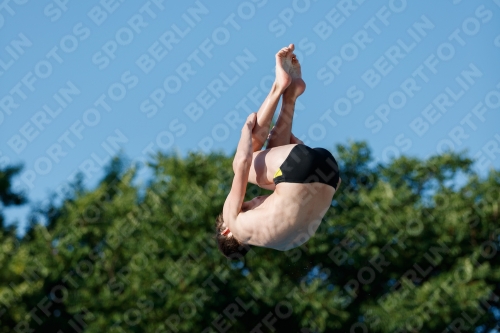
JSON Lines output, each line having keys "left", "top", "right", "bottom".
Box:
{"left": 251, "top": 44, "right": 295, "bottom": 151}
{"left": 267, "top": 53, "right": 306, "bottom": 148}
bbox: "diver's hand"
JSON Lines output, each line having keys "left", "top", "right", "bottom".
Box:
{"left": 243, "top": 112, "right": 257, "bottom": 132}
{"left": 233, "top": 113, "right": 257, "bottom": 171}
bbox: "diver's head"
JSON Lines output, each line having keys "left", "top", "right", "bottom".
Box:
{"left": 215, "top": 213, "right": 250, "bottom": 260}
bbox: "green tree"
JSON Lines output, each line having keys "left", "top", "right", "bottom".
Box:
{"left": 0, "top": 165, "right": 29, "bottom": 333}
{"left": 1, "top": 143, "right": 499, "bottom": 332}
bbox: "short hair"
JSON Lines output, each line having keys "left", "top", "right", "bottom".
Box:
{"left": 215, "top": 213, "right": 250, "bottom": 260}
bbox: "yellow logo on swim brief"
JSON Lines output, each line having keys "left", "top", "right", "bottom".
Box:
{"left": 274, "top": 168, "right": 282, "bottom": 178}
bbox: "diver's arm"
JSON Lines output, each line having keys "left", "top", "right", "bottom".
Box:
{"left": 224, "top": 113, "right": 257, "bottom": 226}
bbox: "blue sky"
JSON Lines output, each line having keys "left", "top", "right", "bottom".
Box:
{"left": 1, "top": 0, "right": 500, "bottom": 231}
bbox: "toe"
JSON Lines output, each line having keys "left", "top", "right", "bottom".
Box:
{"left": 278, "top": 46, "right": 289, "bottom": 54}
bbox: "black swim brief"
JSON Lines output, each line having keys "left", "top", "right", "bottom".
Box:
{"left": 273, "top": 144, "right": 340, "bottom": 189}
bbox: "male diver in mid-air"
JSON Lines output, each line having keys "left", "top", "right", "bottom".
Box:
{"left": 216, "top": 44, "right": 341, "bottom": 259}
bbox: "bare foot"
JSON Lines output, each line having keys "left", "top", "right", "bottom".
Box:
{"left": 284, "top": 53, "right": 306, "bottom": 98}
{"left": 275, "top": 44, "right": 294, "bottom": 93}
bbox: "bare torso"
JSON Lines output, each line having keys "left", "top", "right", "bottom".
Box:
{"left": 237, "top": 144, "right": 337, "bottom": 251}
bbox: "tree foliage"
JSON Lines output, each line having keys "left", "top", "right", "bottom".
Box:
{"left": 0, "top": 142, "right": 499, "bottom": 332}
